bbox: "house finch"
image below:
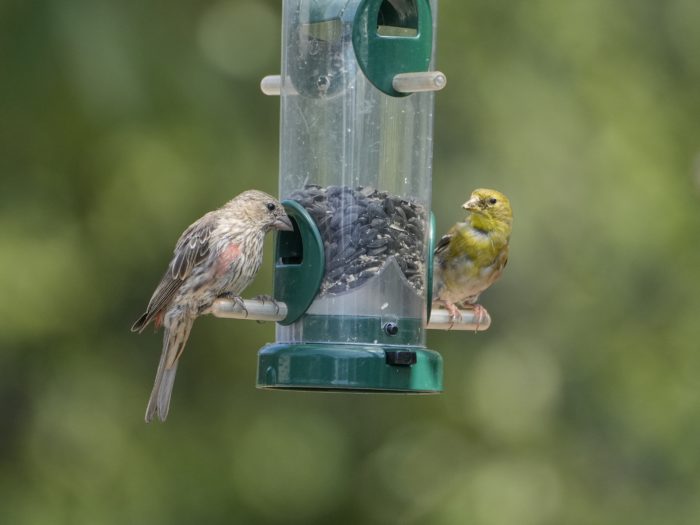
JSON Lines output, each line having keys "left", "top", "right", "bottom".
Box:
{"left": 131, "top": 190, "right": 293, "bottom": 422}
{"left": 432, "top": 188, "right": 513, "bottom": 324}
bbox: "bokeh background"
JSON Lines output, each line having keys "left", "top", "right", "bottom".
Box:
{"left": 2, "top": 0, "right": 700, "bottom": 523}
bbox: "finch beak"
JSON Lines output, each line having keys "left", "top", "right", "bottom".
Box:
{"left": 273, "top": 216, "right": 294, "bottom": 231}
{"left": 462, "top": 197, "right": 480, "bottom": 211}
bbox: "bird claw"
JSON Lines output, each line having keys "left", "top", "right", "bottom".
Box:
{"left": 218, "top": 293, "right": 248, "bottom": 318}
{"left": 462, "top": 303, "right": 487, "bottom": 332}
{"left": 474, "top": 304, "right": 487, "bottom": 330}
{"left": 443, "top": 302, "right": 487, "bottom": 332}
{"left": 255, "top": 294, "right": 280, "bottom": 316}
{"left": 445, "top": 303, "right": 462, "bottom": 330}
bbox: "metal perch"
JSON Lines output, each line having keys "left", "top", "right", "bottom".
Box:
{"left": 211, "top": 298, "right": 490, "bottom": 331}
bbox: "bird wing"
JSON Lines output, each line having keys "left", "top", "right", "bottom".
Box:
{"left": 171, "top": 217, "right": 214, "bottom": 279}
{"left": 489, "top": 245, "right": 509, "bottom": 281}
{"left": 434, "top": 232, "right": 453, "bottom": 257}
{"left": 131, "top": 216, "right": 215, "bottom": 332}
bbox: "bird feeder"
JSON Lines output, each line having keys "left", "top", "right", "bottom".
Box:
{"left": 212, "top": 0, "right": 490, "bottom": 392}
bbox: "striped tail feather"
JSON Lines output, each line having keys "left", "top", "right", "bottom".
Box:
{"left": 144, "top": 316, "right": 194, "bottom": 422}
{"left": 131, "top": 311, "right": 150, "bottom": 333}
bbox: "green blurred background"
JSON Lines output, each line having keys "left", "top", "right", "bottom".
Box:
{"left": 2, "top": 0, "right": 700, "bottom": 523}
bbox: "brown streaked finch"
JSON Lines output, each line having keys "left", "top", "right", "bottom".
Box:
{"left": 131, "top": 190, "right": 293, "bottom": 422}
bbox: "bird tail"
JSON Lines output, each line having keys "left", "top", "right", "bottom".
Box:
{"left": 131, "top": 311, "right": 149, "bottom": 333}
{"left": 144, "top": 315, "right": 194, "bottom": 423}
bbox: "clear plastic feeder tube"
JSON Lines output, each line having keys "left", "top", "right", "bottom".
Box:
{"left": 277, "top": 0, "right": 438, "bottom": 347}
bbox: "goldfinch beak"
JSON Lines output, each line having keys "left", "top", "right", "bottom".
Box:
{"left": 462, "top": 197, "right": 480, "bottom": 211}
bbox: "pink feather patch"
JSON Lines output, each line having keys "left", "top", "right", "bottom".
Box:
{"left": 215, "top": 243, "right": 241, "bottom": 275}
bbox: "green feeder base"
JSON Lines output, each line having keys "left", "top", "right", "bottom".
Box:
{"left": 257, "top": 343, "right": 443, "bottom": 393}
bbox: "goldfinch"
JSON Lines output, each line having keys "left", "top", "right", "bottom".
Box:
{"left": 432, "top": 189, "right": 513, "bottom": 324}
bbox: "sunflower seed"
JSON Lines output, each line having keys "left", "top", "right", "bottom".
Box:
{"left": 290, "top": 185, "right": 427, "bottom": 295}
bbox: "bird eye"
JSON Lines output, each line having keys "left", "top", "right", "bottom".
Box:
{"left": 266, "top": 202, "right": 276, "bottom": 211}
{"left": 488, "top": 197, "right": 497, "bottom": 205}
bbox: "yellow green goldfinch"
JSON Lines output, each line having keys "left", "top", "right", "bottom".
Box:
{"left": 432, "top": 188, "right": 513, "bottom": 324}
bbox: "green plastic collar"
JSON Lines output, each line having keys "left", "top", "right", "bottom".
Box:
{"left": 258, "top": 343, "right": 443, "bottom": 393}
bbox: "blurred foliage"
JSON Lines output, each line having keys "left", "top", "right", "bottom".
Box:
{"left": 1, "top": 0, "right": 700, "bottom": 524}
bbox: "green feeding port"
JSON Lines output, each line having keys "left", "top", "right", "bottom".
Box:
{"left": 353, "top": 0, "right": 433, "bottom": 96}
{"left": 273, "top": 201, "right": 325, "bottom": 326}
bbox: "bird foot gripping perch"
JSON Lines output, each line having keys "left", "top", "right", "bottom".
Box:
{"left": 428, "top": 305, "right": 491, "bottom": 331}
{"left": 214, "top": 293, "right": 248, "bottom": 317}
{"left": 212, "top": 298, "right": 288, "bottom": 323}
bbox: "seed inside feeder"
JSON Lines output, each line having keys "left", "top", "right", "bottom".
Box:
{"left": 288, "top": 184, "right": 427, "bottom": 295}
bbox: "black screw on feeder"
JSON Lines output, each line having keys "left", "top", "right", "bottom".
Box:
{"left": 383, "top": 322, "right": 399, "bottom": 336}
